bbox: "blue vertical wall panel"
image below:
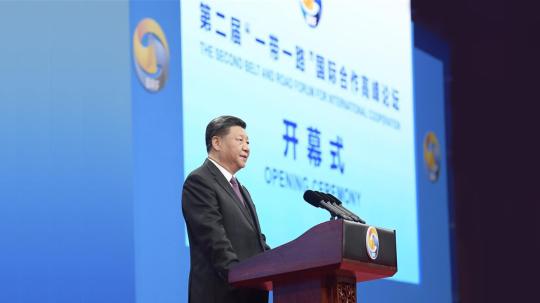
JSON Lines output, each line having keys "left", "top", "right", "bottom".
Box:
{"left": 357, "top": 25, "right": 453, "bottom": 302}
{"left": 412, "top": 47, "right": 453, "bottom": 302}
{"left": 129, "top": 1, "right": 187, "bottom": 303}
{"left": 0, "top": 1, "right": 134, "bottom": 302}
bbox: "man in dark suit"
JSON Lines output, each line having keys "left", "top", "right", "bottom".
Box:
{"left": 182, "top": 116, "right": 270, "bottom": 303}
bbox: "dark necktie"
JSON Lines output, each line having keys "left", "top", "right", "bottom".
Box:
{"left": 229, "top": 177, "right": 246, "bottom": 207}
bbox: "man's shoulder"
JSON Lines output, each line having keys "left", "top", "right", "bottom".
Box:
{"left": 185, "top": 160, "right": 214, "bottom": 182}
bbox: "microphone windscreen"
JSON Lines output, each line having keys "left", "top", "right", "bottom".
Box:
{"left": 303, "top": 190, "right": 322, "bottom": 208}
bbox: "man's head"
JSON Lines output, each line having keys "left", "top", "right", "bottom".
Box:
{"left": 206, "top": 116, "right": 250, "bottom": 174}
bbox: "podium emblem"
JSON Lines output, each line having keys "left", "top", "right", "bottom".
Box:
{"left": 366, "top": 226, "right": 379, "bottom": 260}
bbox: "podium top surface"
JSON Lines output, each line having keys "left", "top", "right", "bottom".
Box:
{"left": 229, "top": 219, "right": 397, "bottom": 290}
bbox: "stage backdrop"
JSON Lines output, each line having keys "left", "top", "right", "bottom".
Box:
{"left": 130, "top": 0, "right": 453, "bottom": 302}
{"left": 0, "top": 0, "right": 453, "bottom": 302}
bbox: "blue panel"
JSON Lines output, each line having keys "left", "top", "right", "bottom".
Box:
{"left": 413, "top": 47, "right": 453, "bottom": 301}
{"left": 357, "top": 24, "right": 453, "bottom": 302}
{"left": 129, "top": 1, "right": 187, "bottom": 302}
{"left": 0, "top": 1, "right": 134, "bottom": 302}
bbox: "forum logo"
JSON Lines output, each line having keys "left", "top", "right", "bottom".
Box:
{"left": 423, "top": 131, "right": 441, "bottom": 182}
{"left": 366, "top": 226, "right": 379, "bottom": 260}
{"left": 299, "top": 0, "right": 322, "bottom": 28}
{"left": 133, "top": 18, "right": 170, "bottom": 92}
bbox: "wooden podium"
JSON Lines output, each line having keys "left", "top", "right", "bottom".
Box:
{"left": 229, "top": 219, "right": 397, "bottom": 303}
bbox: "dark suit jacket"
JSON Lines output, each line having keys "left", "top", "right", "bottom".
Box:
{"left": 182, "top": 159, "right": 269, "bottom": 303}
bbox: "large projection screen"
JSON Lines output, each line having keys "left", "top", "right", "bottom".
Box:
{"left": 181, "top": 0, "right": 418, "bottom": 284}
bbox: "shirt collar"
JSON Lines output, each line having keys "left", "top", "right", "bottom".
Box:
{"left": 208, "top": 157, "right": 235, "bottom": 183}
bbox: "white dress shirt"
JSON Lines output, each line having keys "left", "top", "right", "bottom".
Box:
{"left": 208, "top": 157, "right": 235, "bottom": 184}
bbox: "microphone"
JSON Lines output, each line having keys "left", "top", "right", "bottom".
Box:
{"left": 314, "top": 191, "right": 353, "bottom": 220}
{"left": 320, "top": 192, "right": 366, "bottom": 224}
{"left": 303, "top": 190, "right": 353, "bottom": 220}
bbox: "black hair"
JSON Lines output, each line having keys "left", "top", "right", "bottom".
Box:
{"left": 205, "top": 115, "right": 247, "bottom": 152}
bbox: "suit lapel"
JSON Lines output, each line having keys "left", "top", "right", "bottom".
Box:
{"left": 204, "top": 160, "right": 256, "bottom": 230}
{"left": 239, "top": 184, "right": 267, "bottom": 250}
{"left": 239, "top": 184, "right": 261, "bottom": 232}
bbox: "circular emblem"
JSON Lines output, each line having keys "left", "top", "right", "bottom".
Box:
{"left": 366, "top": 226, "right": 379, "bottom": 260}
{"left": 423, "top": 131, "right": 441, "bottom": 182}
{"left": 133, "top": 18, "right": 170, "bottom": 92}
{"left": 299, "top": 0, "right": 322, "bottom": 28}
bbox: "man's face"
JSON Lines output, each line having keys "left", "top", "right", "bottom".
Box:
{"left": 216, "top": 126, "right": 250, "bottom": 174}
